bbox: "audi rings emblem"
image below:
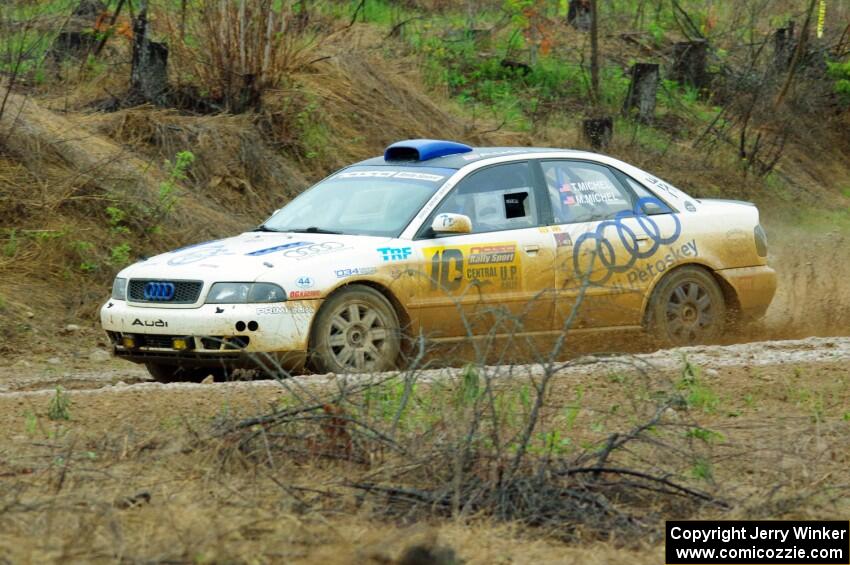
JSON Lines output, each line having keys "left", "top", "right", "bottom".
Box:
{"left": 143, "top": 281, "right": 176, "bottom": 301}
{"left": 572, "top": 197, "right": 682, "bottom": 286}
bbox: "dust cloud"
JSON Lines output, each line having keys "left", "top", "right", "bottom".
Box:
{"left": 756, "top": 225, "right": 850, "bottom": 339}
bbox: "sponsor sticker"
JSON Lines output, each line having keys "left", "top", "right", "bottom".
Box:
{"left": 337, "top": 171, "right": 445, "bottom": 182}
{"left": 436, "top": 213, "right": 457, "bottom": 228}
{"left": 289, "top": 290, "right": 321, "bottom": 299}
{"left": 378, "top": 247, "right": 412, "bottom": 262}
{"left": 561, "top": 179, "right": 625, "bottom": 206}
{"left": 255, "top": 305, "right": 314, "bottom": 315}
{"left": 644, "top": 175, "right": 687, "bottom": 200}
{"left": 554, "top": 233, "right": 573, "bottom": 248}
{"left": 295, "top": 276, "right": 315, "bottom": 289}
{"left": 625, "top": 240, "right": 699, "bottom": 285}
{"left": 284, "top": 242, "right": 348, "bottom": 260}
{"left": 246, "top": 241, "right": 312, "bottom": 256}
{"left": 167, "top": 244, "right": 235, "bottom": 266}
{"left": 468, "top": 245, "right": 515, "bottom": 265}
{"left": 424, "top": 242, "right": 520, "bottom": 292}
{"left": 335, "top": 267, "right": 377, "bottom": 278}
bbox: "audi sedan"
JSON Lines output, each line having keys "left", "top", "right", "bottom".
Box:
{"left": 101, "top": 139, "right": 776, "bottom": 381}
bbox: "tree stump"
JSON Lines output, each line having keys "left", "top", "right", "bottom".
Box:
{"left": 582, "top": 117, "right": 613, "bottom": 150}
{"left": 567, "top": 0, "right": 591, "bottom": 31}
{"left": 234, "top": 74, "right": 262, "bottom": 113}
{"left": 622, "top": 63, "right": 659, "bottom": 122}
{"left": 51, "top": 32, "right": 99, "bottom": 62}
{"left": 671, "top": 39, "right": 708, "bottom": 90}
{"left": 72, "top": 0, "right": 105, "bottom": 18}
{"left": 773, "top": 21, "right": 795, "bottom": 70}
{"left": 49, "top": 0, "right": 106, "bottom": 62}
{"left": 500, "top": 59, "right": 533, "bottom": 76}
{"left": 131, "top": 9, "right": 169, "bottom": 105}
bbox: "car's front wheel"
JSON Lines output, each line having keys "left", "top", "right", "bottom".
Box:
{"left": 309, "top": 285, "right": 401, "bottom": 374}
{"left": 646, "top": 266, "right": 726, "bottom": 347}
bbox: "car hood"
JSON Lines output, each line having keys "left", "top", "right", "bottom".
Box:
{"left": 119, "top": 232, "right": 393, "bottom": 282}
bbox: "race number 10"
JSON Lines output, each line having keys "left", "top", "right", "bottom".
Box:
{"left": 429, "top": 249, "right": 463, "bottom": 291}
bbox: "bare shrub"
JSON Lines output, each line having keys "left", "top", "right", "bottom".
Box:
{"left": 211, "top": 278, "right": 729, "bottom": 543}
{"left": 164, "top": 0, "right": 315, "bottom": 113}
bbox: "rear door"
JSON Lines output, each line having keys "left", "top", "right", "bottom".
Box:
{"left": 408, "top": 161, "right": 556, "bottom": 339}
{"left": 539, "top": 159, "right": 680, "bottom": 330}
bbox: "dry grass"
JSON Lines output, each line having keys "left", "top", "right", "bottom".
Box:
{"left": 0, "top": 358, "right": 847, "bottom": 562}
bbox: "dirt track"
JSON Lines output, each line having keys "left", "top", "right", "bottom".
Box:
{"left": 2, "top": 335, "right": 850, "bottom": 396}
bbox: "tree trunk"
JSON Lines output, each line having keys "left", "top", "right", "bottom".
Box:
{"left": 774, "top": 0, "right": 818, "bottom": 109}
{"left": 567, "top": 0, "right": 591, "bottom": 31}
{"left": 233, "top": 73, "right": 262, "bottom": 114}
{"left": 671, "top": 39, "right": 708, "bottom": 90}
{"left": 589, "top": 0, "right": 599, "bottom": 106}
{"left": 773, "top": 21, "right": 795, "bottom": 71}
{"left": 583, "top": 117, "right": 613, "bottom": 150}
{"left": 131, "top": 4, "right": 169, "bottom": 105}
{"left": 622, "top": 63, "right": 658, "bottom": 122}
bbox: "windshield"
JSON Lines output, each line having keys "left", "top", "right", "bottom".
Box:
{"left": 261, "top": 166, "right": 453, "bottom": 237}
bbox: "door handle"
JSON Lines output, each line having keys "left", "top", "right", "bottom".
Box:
{"left": 523, "top": 244, "right": 540, "bottom": 255}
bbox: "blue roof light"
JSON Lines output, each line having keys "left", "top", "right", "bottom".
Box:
{"left": 384, "top": 139, "right": 473, "bottom": 162}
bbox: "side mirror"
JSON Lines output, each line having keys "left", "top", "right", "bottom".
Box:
{"left": 431, "top": 213, "right": 472, "bottom": 234}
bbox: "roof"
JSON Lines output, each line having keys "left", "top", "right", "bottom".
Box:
{"left": 354, "top": 144, "right": 583, "bottom": 170}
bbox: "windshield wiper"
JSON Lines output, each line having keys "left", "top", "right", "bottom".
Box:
{"left": 289, "top": 226, "right": 343, "bottom": 234}
{"left": 253, "top": 224, "right": 281, "bottom": 232}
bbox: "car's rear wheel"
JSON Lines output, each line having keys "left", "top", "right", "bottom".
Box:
{"left": 145, "top": 363, "right": 221, "bottom": 383}
{"left": 647, "top": 266, "right": 726, "bottom": 347}
{"left": 309, "top": 286, "right": 401, "bottom": 374}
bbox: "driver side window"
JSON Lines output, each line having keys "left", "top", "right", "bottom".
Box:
{"left": 432, "top": 162, "right": 539, "bottom": 234}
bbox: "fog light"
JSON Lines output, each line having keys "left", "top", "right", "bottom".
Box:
{"left": 172, "top": 337, "right": 190, "bottom": 350}
{"left": 122, "top": 336, "right": 136, "bottom": 349}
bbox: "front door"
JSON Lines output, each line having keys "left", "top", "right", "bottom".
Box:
{"left": 408, "top": 161, "right": 556, "bottom": 341}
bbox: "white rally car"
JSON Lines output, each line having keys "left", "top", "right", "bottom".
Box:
{"left": 101, "top": 140, "right": 776, "bottom": 381}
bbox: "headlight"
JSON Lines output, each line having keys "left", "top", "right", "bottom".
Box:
{"left": 111, "top": 277, "right": 127, "bottom": 300}
{"left": 206, "top": 282, "right": 287, "bottom": 304}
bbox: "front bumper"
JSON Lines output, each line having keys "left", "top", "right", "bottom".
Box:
{"left": 100, "top": 299, "right": 320, "bottom": 367}
{"left": 715, "top": 265, "right": 777, "bottom": 320}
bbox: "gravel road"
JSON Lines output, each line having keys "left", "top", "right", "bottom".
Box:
{"left": 2, "top": 336, "right": 849, "bottom": 398}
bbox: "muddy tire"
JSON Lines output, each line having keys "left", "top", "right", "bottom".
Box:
{"left": 309, "top": 286, "right": 401, "bottom": 374}
{"left": 145, "top": 363, "right": 217, "bottom": 383}
{"left": 647, "top": 266, "right": 726, "bottom": 347}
